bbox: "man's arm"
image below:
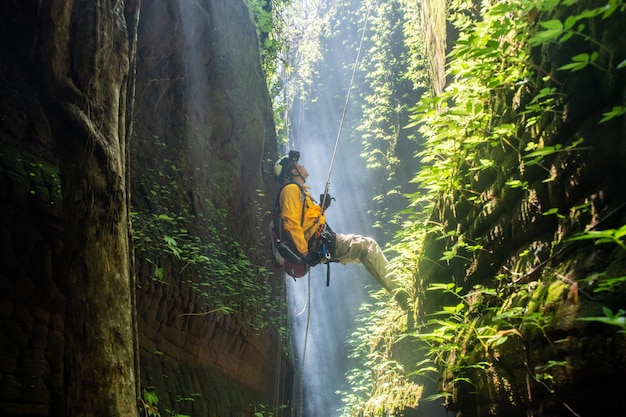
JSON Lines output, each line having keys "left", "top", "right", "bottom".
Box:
{"left": 279, "top": 183, "right": 309, "bottom": 255}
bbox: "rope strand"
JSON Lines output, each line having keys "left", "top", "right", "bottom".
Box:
{"left": 298, "top": 271, "right": 312, "bottom": 417}
{"left": 320, "top": 0, "right": 372, "bottom": 213}
{"left": 296, "top": 4, "right": 372, "bottom": 416}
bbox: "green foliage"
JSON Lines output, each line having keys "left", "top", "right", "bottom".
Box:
{"left": 340, "top": 290, "right": 422, "bottom": 417}
{"left": 297, "top": 1, "right": 427, "bottom": 414}
{"left": 250, "top": 402, "right": 287, "bottom": 417}
{"left": 402, "top": 0, "right": 626, "bottom": 263}
{"left": 567, "top": 224, "right": 626, "bottom": 251}
{"left": 132, "top": 205, "right": 285, "bottom": 334}
{"left": 406, "top": 280, "right": 570, "bottom": 402}
{"left": 131, "top": 152, "right": 288, "bottom": 344}
{"left": 600, "top": 105, "right": 626, "bottom": 123}
{"left": 570, "top": 225, "right": 626, "bottom": 331}
{"left": 251, "top": 0, "right": 335, "bottom": 143}
{"left": 142, "top": 390, "right": 160, "bottom": 417}
{"left": 272, "top": 0, "right": 626, "bottom": 413}
{"left": 247, "top": 0, "right": 293, "bottom": 77}
{"left": 577, "top": 307, "right": 626, "bottom": 332}
{"left": 141, "top": 389, "right": 194, "bottom": 417}
{"left": 381, "top": 0, "right": 626, "bottom": 411}
{"left": 581, "top": 272, "right": 626, "bottom": 293}
{"left": 353, "top": 0, "right": 426, "bottom": 238}
{"left": 247, "top": 0, "right": 290, "bottom": 142}
{"left": 359, "top": 0, "right": 411, "bottom": 171}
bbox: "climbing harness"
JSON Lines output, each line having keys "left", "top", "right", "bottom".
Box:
{"left": 311, "top": 223, "right": 334, "bottom": 286}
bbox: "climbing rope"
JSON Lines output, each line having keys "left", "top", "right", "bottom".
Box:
{"left": 296, "top": 4, "right": 373, "bottom": 416}
{"left": 320, "top": 0, "right": 372, "bottom": 213}
{"left": 298, "top": 271, "right": 312, "bottom": 417}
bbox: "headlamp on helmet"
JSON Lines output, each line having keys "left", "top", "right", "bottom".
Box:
{"left": 274, "top": 150, "right": 300, "bottom": 181}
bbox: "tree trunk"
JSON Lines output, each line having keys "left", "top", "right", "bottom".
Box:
{"left": 38, "top": 0, "right": 140, "bottom": 415}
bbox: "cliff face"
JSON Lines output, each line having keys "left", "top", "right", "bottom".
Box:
{"left": 131, "top": 1, "right": 289, "bottom": 415}
{"left": 0, "top": 0, "right": 288, "bottom": 416}
{"left": 416, "top": 1, "right": 626, "bottom": 416}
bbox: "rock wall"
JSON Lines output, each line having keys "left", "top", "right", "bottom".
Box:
{"left": 417, "top": 1, "right": 626, "bottom": 416}
{"left": 0, "top": 0, "right": 290, "bottom": 416}
{"left": 131, "top": 1, "right": 290, "bottom": 415}
{"left": 0, "top": 0, "right": 66, "bottom": 414}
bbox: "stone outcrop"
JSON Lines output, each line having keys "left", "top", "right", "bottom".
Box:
{"left": 0, "top": 0, "right": 289, "bottom": 416}
{"left": 416, "top": 1, "right": 626, "bottom": 416}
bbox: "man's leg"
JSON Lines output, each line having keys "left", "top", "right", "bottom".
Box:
{"left": 332, "top": 233, "right": 411, "bottom": 314}
{"left": 332, "top": 233, "right": 399, "bottom": 293}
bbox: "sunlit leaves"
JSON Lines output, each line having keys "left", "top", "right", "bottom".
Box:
{"left": 527, "top": 0, "right": 624, "bottom": 79}
{"left": 558, "top": 51, "right": 599, "bottom": 71}
{"left": 566, "top": 224, "right": 626, "bottom": 251}
{"left": 577, "top": 307, "right": 626, "bottom": 333}
{"left": 580, "top": 272, "right": 626, "bottom": 293}
{"left": 600, "top": 105, "right": 626, "bottom": 123}
{"left": 529, "top": 19, "right": 572, "bottom": 46}
{"left": 359, "top": 0, "right": 413, "bottom": 176}
{"left": 520, "top": 86, "right": 559, "bottom": 124}
{"left": 341, "top": 289, "right": 421, "bottom": 416}
{"left": 260, "top": 0, "right": 334, "bottom": 142}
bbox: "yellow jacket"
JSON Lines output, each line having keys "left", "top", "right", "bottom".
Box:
{"left": 279, "top": 183, "right": 326, "bottom": 255}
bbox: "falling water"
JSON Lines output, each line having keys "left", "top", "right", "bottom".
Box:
{"left": 285, "top": 40, "right": 384, "bottom": 414}
{"left": 286, "top": 138, "right": 382, "bottom": 417}
{"left": 279, "top": 2, "right": 388, "bottom": 415}
{"left": 281, "top": 0, "right": 454, "bottom": 410}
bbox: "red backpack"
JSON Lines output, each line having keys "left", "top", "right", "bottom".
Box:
{"left": 268, "top": 182, "right": 310, "bottom": 278}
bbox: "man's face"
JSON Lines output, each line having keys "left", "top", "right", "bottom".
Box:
{"left": 292, "top": 162, "right": 308, "bottom": 180}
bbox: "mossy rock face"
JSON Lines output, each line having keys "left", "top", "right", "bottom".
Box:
{"left": 437, "top": 244, "right": 626, "bottom": 416}
{"left": 131, "top": 1, "right": 286, "bottom": 415}
{"left": 1, "top": 0, "right": 287, "bottom": 415}
{"left": 412, "top": 0, "right": 626, "bottom": 415}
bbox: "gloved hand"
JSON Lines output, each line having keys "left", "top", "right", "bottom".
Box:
{"left": 319, "top": 194, "right": 335, "bottom": 210}
{"left": 304, "top": 252, "right": 321, "bottom": 267}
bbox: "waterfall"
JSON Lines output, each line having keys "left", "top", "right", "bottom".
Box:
{"left": 280, "top": 2, "right": 393, "bottom": 415}
{"left": 287, "top": 266, "right": 369, "bottom": 417}
{"left": 286, "top": 128, "right": 380, "bottom": 417}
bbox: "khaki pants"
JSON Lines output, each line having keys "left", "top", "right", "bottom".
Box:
{"left": 331, "top": 233, "right": 398, "bottom": 293}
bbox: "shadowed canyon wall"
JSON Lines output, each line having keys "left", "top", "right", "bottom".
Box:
{"left": 0, "top": 0, "right": 289, "bottom": 416}
{"left": 414, "top": 1, "right": 626, "bottom": 416}
{"left": 131, "top": 1, "right": 290, "bottom": 415}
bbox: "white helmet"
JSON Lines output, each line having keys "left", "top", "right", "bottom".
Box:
{"left": 274, "top": 150, "right": 300, "bottom": 181}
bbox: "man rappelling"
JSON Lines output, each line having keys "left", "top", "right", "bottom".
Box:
{"left": 272, "top": 150, "right": 411, "bottom": 311}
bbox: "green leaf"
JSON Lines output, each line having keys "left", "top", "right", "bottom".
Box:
{"left": 539, "top": 19, "right": 564, "bottom": 30}
{"left": 542, "top": 208, "right": 565, "bottom": 219}
{"left": 600, "top": 106, "right": 626, "bottom": 123}
{"left": 143, "top": 390, "right": 159, "bottom": 406}
{"left": 558, "top": 52, "right": 598, "bottom": 72}
{"left": 563, "top": 15, "right": 577, "bottom": 30}
{"left": 577, "top": 308, "right": 626, "bottom": 331}
{"left": 506, "top": 179, "right": 528, "bottom": 189}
